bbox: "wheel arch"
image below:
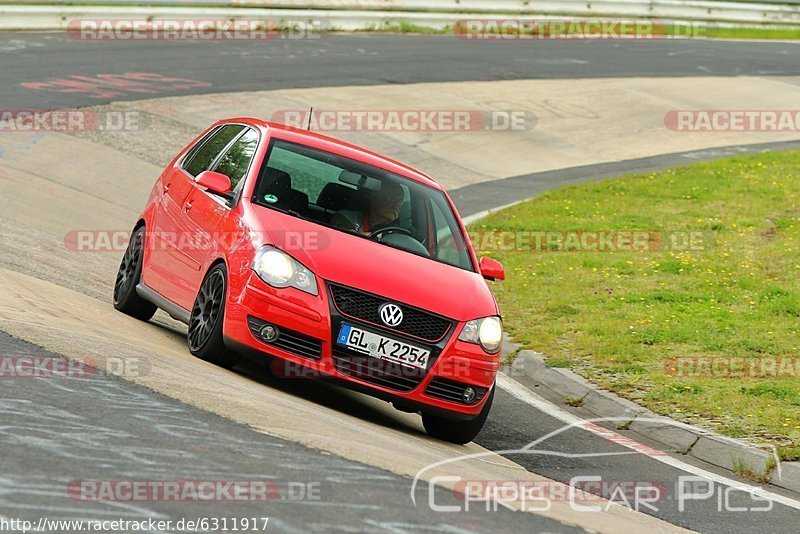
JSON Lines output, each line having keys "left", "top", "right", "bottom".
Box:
{"left": 201, "top": 257, "right": 231, "bottom": 297}
{"left": 206, "top": 257, "right": 228, "bottom": 275}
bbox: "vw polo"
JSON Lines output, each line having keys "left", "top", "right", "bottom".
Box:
{"left": 113, "top": 118, "right": 505, "bottom": 443}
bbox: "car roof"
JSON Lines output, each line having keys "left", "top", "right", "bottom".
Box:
{"left": 217, "top": 117, "right": 443, "bottom": 190}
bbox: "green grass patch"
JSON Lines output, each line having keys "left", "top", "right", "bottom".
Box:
{"left": 476, "top": 150, "right": 800, "bottom": 448}
{"left": 778, "top": 446, "right": 800, "bottom": 462}
{"left": 545, "top": 357, "right": 570, "bottom": 368}
{"left": 361, "top": 20, "right": 450, "bottom": 35}
{"left": 359, "top": 19, "right": 800, "bottom": 40}
{"left": 565, "top": 396, "right": 585, "bottom": 407}
{"left": 354, "top": 21, "right": 800, "bottom": 40}
{"left": 732, "top": 458, "right": 772, "bottom": 484}
{"left": 701, "top": 26, "right": 800, "bottom": 40}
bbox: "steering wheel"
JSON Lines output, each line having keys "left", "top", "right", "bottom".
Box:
{"left": 369, "top": 226, "right": 413, "bottom": 240}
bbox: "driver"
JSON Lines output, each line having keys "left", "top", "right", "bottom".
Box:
{"left": 332, "top": 181, "right": 404, "bottom": 235}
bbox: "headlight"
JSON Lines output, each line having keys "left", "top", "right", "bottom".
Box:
{"left": 458, "top": 316, "right": 503, "bottom": 354}
{"left": 252, "top": 245, "right": 318, "bottom": 296}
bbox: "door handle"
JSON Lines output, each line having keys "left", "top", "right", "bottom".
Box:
{"left": 163, "top": 183, "right": 171, "bottom": 193}
{"left": 184, "top": 202, "right": 193, "bottom": 212}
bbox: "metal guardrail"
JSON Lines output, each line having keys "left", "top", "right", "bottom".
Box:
{"left": 0, "top": 0, "right": 800, "bottom": 5}
{"left": 4, "top": 0, "right": 800, "bottom": 7}
{"left": 2, "top": 0, "right": 800, "bottom": 28}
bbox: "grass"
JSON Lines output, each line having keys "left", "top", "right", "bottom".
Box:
{"left": 361, "top": 21, "right": 449, "bottom": 35}
{"left": 474, "top": 150, "right": 800, "bottom": 449}
{"left": 356, "top": 20, "right": 800, "bottom": 40}
{"left": 778, "top": 446, "right": 800, "bottom": 462}
{"left": 702, "top": 26, "right": 800, "bottom": 40}
{"left": 565, "top": 396, "right": 585, "bottom": 407}
{"left": 733, "top": 457, "right": 773, "bottom": 484}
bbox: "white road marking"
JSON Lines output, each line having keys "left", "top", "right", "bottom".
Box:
{"left": 462, "top": 200, "right": 524, "bottom": 226}
{"left": 681, "top": 146, "right": 751, "bottom": 160}
{"left": 497, "top": 373, "right": 800, "bottom": 511}
{"left": 529, "top": 58, "right": 589, "bottom": 65}
{"left": 0, "top": 39, "right": 45, "bottom": 52}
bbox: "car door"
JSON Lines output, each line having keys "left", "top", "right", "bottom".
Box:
{"left": 175, "top": 127, "right": 260, "bottom": 310}
{"left": 151, "top": 124, "right": 245, "bottom": 308}
{"left": 144, "top": 126, "right": 220, "bottom": 293}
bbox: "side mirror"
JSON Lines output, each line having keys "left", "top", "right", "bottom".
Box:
{"left": 479, "top": 256, "right": 505, "bottom": 281}
{"left": 196, "top": 170, "right": 232, "bottom": 196}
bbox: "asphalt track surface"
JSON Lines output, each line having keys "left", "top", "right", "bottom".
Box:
{"left": 2, "top": 33, "right": 800, "bottom": 110}
{"left": 2, "top": 32, "right": 800, "bottom": 532}
{"left": 0, "top": 332, "right": 574, "bottom": 533}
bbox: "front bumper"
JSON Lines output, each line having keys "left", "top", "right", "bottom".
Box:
{"left": 224, "top": 272, "right": 499, "bottom": 419}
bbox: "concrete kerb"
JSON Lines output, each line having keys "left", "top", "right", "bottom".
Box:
{"left": 503, "top": 348, "right": 800, "bottom": 493}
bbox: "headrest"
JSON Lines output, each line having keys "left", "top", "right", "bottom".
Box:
{"left": 262, "top": 167, "right": 291, "bottom": 191}
{"left": 316, "top": 182, "right": 362, "bottom": 211}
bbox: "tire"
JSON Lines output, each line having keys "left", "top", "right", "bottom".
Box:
{"left": 422, "top": 387, "right": 494, "bottom": 444}
{"left": 113, "top": 226, "right": 157, "bottom": 321}
{"left": 188, "top": 263, "right": 240, "bottom": 369}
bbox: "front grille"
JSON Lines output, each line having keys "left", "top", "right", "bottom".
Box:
{"left": 247, "top": 316, "right": 323, "bottom": 360}
{"left": 329, "top": 284, "right": 453, "bottom": 342}
{"left": 332, "top": 347, "right": 425, "bottom": 392}
{"left": 425, "top": 377, "right": 487, "bottom": 405}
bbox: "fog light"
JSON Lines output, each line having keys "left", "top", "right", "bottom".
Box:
{"left": 462, "top": 387, "right": 477, "bottom": 404}
{"left": 259, "top": 324, "right": 279, "bottom": 342}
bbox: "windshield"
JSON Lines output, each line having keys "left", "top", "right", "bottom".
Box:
{"left": 251, "top": 138, "right": 475, "bottom": 271}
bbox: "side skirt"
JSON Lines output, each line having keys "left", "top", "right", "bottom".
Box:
{"left": 136, "top": 282, "right": 191, "bottom": 324}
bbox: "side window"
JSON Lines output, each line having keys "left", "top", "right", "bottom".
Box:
{"left": 182, "top": 126, "right": 220, "bottom": 169}
{"left": 267, "top": 145, "right": 341, "bottom": 202}
{"left": 213, "top": 128, "right": 259, "bottom": 193}
{"left": 183, "top": 124, "right": 245, "bottom": 177}
{"left": 431, "top": 199, "right": 469, "bottom": 267}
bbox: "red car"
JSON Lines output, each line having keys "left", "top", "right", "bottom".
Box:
{"left": 113, "top": 118, "right": 505, "bottom": 443}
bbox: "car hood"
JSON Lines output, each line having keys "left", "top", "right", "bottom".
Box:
{"left": 252, "top": 206, "right": 498, "bottom": 321}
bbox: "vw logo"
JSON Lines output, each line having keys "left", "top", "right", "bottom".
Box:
{"left": 379, "top": 303, "right": 403, "bottom": 327}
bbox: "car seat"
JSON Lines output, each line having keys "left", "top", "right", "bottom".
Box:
{"left": 256, "top": 166, "right": 308, "bottom": 213}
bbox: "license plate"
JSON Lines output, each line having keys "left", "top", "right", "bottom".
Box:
{"left": 336, "top": 324, "right": 430, "bottom": 370}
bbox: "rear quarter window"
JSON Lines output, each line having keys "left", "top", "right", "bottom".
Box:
{"left": 183, "top": 124, "right": 245, "bottom": 177}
